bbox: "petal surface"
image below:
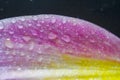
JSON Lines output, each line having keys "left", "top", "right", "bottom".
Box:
{"left": 0, "top": 14, "right": 120, "bottom": 80}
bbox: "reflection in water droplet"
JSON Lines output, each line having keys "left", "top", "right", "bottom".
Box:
{"left": 62, "top": 35, "right": 70, "bottom": 42}
{"left": 48, "top": 32, "right": 57, "bottom": 40}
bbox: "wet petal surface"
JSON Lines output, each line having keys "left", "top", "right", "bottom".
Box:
{"left": 0, "top": 14, "right": 120, "bottom": 80}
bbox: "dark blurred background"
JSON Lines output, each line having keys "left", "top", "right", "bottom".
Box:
{"left": 0, "top": 0, "right": 120, "bottom": 37}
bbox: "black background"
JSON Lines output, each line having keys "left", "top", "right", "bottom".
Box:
{"left": 0, "top": 0, "right": 120, "bottom": 37}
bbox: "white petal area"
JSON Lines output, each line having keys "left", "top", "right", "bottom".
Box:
{"left": 0, "top": 69, "right": 120, "bottom": 79}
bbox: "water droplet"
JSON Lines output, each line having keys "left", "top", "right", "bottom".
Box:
{"left": 41, "top": 20, "right": 44, "bottom": 23}
{"left": 18, "top": 25, "right": 23, "bottom": 29}
{"left": 20, "top": 52, "right": 25, "bottom": 56}
{"left": 20, "top": 17, "right": 25, "bottom": 21}
{"left": 31, "top": 30, "right": 38, "bottom": 36}
{"left": 37, "top": 47, "right": 42, "bottom": 54}
{"left": 5, "top": 38, "right": 14, "bottom": 48}
{"left": 90, "top": 39, "right": 95, "bottom": 43}
{"left": 17, "top": 67, "right": 22, "bottom": 71}
{"left": 40, "top": 29, "right": 44, "bottom": 32}
{"left": 11, "top": 19, "right": 16, "bottom": 23}
{"left": 58, "top": 23, "right": 61, "bottom": 26}
{"left": 38, "top": 57, "right": 43, "bottom": 62}
{"left": 11, "top": 50, "right": 16, "bottom": 55}
{"left": 28, "top": 23, "right": 32, "bottom": 26}
{"left": 0, "top": 22, "right": 4, "bottom": 30}
{"left": 62, "top": 17, "right": 67, "bottom": 24}
{"left": 17, "top": 43, "right": 24, "bottom": 48}
{"left": 22, "top": 36, "right": 31, "bottom": 42}
{"left": 36, "top": 23, "right": 41, "bottom": 27}
{"left": 51, "top": 18, "right": 56, "bottom": 23}
{"left": 33, "top": 16, "right": 38, "bottom": 20}
{"left": 44, "top": 15, "right": 49, "bottom": 18}
{"left": 9, "top": 31, "right": 14, "bottom": 34}
{"left": 62, "top": 35, "right": 71, "bottom": 42}
{"left": 48, "top": 32, "right": 57, "bottom": 40}
{"left": 29, "top": 41, "right": 34, "bottom": 50}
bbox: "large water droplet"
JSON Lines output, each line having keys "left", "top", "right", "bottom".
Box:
{"left": 62, "top": 35, "right": 71, "bottom": 42}
{"left": 5, "top": 38, "right": 14, "bottom": 48}
{"left": 48, "top": 32, "right": 57, "bottom": 40}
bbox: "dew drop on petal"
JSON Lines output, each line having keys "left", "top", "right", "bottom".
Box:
{"left": 37, "top": 48, "right": 42, "bottom": 54}
{"left": 22, "top": 36, "right": 31, "bottom": 42}
{"left": 44, "top": 15, "right": 49, "bottom": 18}
{"left": 9, "top": 31, "right": 14, "bottom": 34}
{"left": 36, "top": 23, "right": 41, "bottom": 27}
{"left": 48, "top": 32, "right": 57, "bottom": 40}
{"left": 18, "top": 25, "right": 23, "bottom": 29}
{"left": 5, "top": 38, "right": 14, "bottom": 48}
{"left": 38, "top": 57, "right": 43, "bottom": 62}
{"left": 33, "top": 16, "right": 38, "bottom": 21}
{"left": 31, "top": 30, "right": 38, "bottom": 36}
{"left": 17, "top": 43, "right": 24, "bottom": 48}
{"left": 41, "top": 20, "right": 44, "bottom": 23}
{"left": 11, "top": 19, "right": 16, "bottom": 23}
{"left": 28, "top": 23, "right": 32, "bottom": 27}
{"left": 62, "top": 17, "right": 67, "bottom": 24}
{"left": 28, "top": 41, "right": 34, "bottom": 50}
{"left": 40, "top": 29, "right": 44, "bottom": 32}
{"left": 20, "top": 17, "right": 25, "bottom": 21}
{"left": 17, "top": 67, "right": 22, "bottom": 71}
{"left": 51, "top": 18, "right": 56, "bottom": 23}
{"left": 62, "top": 35, "right": 71, "bottom": 42}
